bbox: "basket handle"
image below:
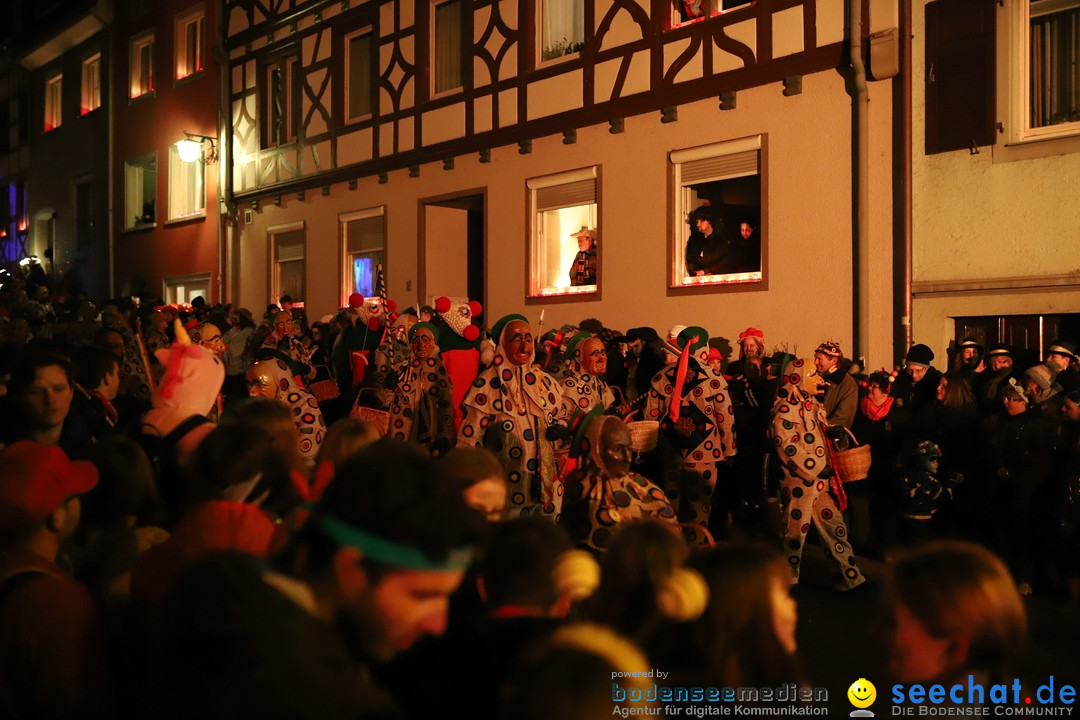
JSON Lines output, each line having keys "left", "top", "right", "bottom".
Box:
{"left": 842, "top": 426, "right": 860, "bottom": 448}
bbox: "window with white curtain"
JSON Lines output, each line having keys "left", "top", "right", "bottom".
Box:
{"left": 130, "top": 32, "right": 155, "bottom": 98}
{"left": 346, "top": 28, "right": 373, "bottom": 119}
{"left": 45, "top": 73, "right": 62, "bottom": 131}
{"left": 541, "top": 0, "right": 585, "bottom": 62}
{"left": 175, "top": 6, "right": 205, "bottom": 80}
{"left": 341, "top": 207, "right": 386, "bottom": 305}
{"left": 81, "top": 54, "right": 101, "bottom": 115}
{"left": 433, "top": 0, "right": 464, "bottom": 94}
{"left": 273, "top": 228, "right": 306, "bottom": 304}
{"left": 264, "top": 55, "right": 296, "bottom": 147}
{"left": 527, "top": 166, "right": 598, "bottom": 297}
{"left": 124, "top": 153, "right": 157, "bottom": 229}
{"left": 168, "top": 143, "right": 206, "bottom": 220}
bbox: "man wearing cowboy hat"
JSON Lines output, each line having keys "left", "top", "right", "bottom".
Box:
{"left": 568, "top": 227, "right": 597, "bottom": 286}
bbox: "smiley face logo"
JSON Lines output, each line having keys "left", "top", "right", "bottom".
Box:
{"left": 847, "top": 678, "right": 877, "bottom": 709}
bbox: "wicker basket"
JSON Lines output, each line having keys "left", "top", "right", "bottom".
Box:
{"left": 832, "top": 427, "right": 871, "bottom": 483}
{"left": 626, "top": 420, "right": 660, "bottom": 454}
{"left": 349, "top": 404, "right": 390, "bottom": 436}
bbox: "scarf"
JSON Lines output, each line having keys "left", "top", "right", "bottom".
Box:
{"left": 860, "top": 395, "right": 894, "bottom": 423}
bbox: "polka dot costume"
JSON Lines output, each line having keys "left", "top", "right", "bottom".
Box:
{"left": 643, "top": 342, "right": 736, "bottom": 544}
{"left": 457, "top": 322, "right": 563, "bottom": 518}
{"left": 259, "top": 358, "right": 327, "bottom": 470}
{"left": 387, "top": 350, "right": 456, "bottom": 456}
{"left": 771, "top": 358, "right": 864, "bottom": 589}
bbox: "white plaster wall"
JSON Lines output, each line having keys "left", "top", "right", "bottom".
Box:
{"left": 238, "top": 71, "right": 895, "bottom": 367}
{"left": 909, "top": 0, "right": 1080, "bottom": 356}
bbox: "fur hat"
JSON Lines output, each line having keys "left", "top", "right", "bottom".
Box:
{"left": 905, "top": 343, "right": 934, "bottom": 368}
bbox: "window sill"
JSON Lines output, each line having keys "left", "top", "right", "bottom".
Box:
{"left": 174, "top": 70, "right": 205, "bottom": 88}
{"left": 122, "top": 222, "right": 156, "bottom": 234}
{"left": 79, "top": 107, "right": 102, "bottom": 118}
{"left": 129, "top": 91, "right": 156, "bottom": 105}
{"left": 994, "top": 131, "right": 1080, "bottom": 163}
{"left": 526, "top": 284, "right": 599, "bottom": 303}
{"left": 165, "top": 212, "right": 207, "bottom": 227}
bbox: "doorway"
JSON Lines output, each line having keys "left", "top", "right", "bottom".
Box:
{"left": 420, "top": 192, "right": 484, "bottom": 310}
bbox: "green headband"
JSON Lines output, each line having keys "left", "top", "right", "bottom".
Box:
{"left": 491, "top": 313, "right": 529, "bottom": 346}
{"left": 318, "top": 515, "right": 475, "bottom": 571}
{"left": 408, "top": 321, "right": 438, "bottom": 342}
{"left": 564, "top": 330, "right": 592, "bottom": 360}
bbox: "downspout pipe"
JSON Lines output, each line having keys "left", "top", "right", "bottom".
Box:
{"left": 214, "top": 0, "right": 232, "bottom": 304}
{"left": 900, "top": 0, "right": 913, "bottom": 359}
{"left": 850, "top": 0, "right": 870, "bottom": 362}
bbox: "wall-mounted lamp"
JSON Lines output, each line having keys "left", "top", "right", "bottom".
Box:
{"left": 177, "top": 132, "right": 218, "bottom": 164}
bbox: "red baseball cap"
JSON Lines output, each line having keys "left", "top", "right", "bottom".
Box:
{"left": 0, "top": 442, "right": 99, "bottom": 532}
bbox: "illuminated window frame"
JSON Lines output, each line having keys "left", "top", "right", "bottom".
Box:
{"left": 538, "top": 0, "right": 586, "bottom": 64}
{"left": 669, "top": 135, "right": 764, "bottom": 290}
{"left": 1003, "top": 0, "right": 1080, "bottom": 144}
{"left": 44, "top": 73, "right": 62, "bottom": 131}
{"left": 167, "top": 143, "right": 206, "bottom": 221}
{"left": 340, "top": 206, "right": 386, "bottom": 307}
{"left": 263, "top": 54, "right": 297, "bottom": 148}
{"left": 175, "top": 5, "right": 205, "bottom": 81}
{"left": 526, "top": 166, "right": 599, "bottom": 299}
{"left": 124, "top": 152, "right": 157, "bottom": 230}
{"left": 81, "top": 54, "right": 101, "bottom": 115}
{"left": 130, "top": 32, "right": 155, "bottom": 99}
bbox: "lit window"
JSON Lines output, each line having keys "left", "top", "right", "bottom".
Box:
{"left": 527, "top": 166, "right": 598, "bottom": 298}
{"left": 670, "top": 135, "right": 763, "bottom": 288}
{"left": 273, "top": 227, "right": 306, "bottom": 304}
{"left": 44, "top": 73, "right": 62, "bottom": 131}
{"left": 346, "top": 29, "right": 373, "bottom": 120}
{"left": 81, "top": 54, "right": 101, "bottom": 115}
{"left": 540, "top": 0, "right": 585, "bottom": 62}
{"left": 124, "top": 153, "right": 157, "bottom": 229}
{"left": 264, "top": 55, "right": 296, "bottom": 147}
{"left": 433, "top": 0, "right": 464, "bottom": 94}
{"left": 175, "top": 7, "right": 205, "bottom": 80}
{"left": 130, "top": 33, "right": 155, "bottom": 98}
{"left": 670, "top": 0, "right": 754, "bottom": 27}
{"left": 168, "top": 143, "right": 206, "bottom": 220}
{"left": 1007, "top": 0, "right": 1080, "bottom": 142}
{"left": 341, "top": 207, "right": 386, "bottom": 305}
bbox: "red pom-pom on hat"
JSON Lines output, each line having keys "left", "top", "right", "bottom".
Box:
{"left": 435, "top": 296, "right": 452, "bottom": 314}
{"left": 468, "top": 301, "right": 482, "bottom": 317}
{"left": 348, "top": 293, "right": 364, "bottom": 308}
{"left": 463, "top": 325, "right": 479, "bottom": 342}
{"left": 386, "top": 299, "right": 397, "bottom": 314}
{"left": 367, "top": 317, "right": 380, "bottom": 331}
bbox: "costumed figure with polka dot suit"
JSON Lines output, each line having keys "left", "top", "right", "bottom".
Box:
{"left": 561, "top": 406, "right": 677, "bottom": 552}
{"left": 769, "top": 356, "right": 865, "bottom": 590}
{"left": 644, "top": 326, "right": 736, "bottom": 545}
{"left": 246, "top": 356, "right": 327, "bottom": 470}
{"left": 559, "top": 331, "right": 619, "bottom": 418}
{"left": 457, "top": 314, "right": 564, "bottom": 518}
{"left": 386, "top": 322, "right": 456, "bottom": 456}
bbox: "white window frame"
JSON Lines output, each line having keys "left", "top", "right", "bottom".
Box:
{"left": 345, "top": 27, "right": 374, "bottom": 121}
{"left": 81, "top": 54, "right": 101, "bottom": 115}
{"left": 432, "top": 0, "right": 465, "bottom": 96}
{"left": 270, "top": 221, "right": 306, "bottom": 305}
{"left": 1003, "top": 0, "right": 1080, "bottom": 144}
{"left": 175, "top": 5, "right": 205, "bottom": 81}
{"left": 526, "top": 166, "right": 599, "bottom": 298}
{"left": 44, "top": 73, "right": 62, "bottom": 131}
{"left": 539, "top": 0, "right": 586, "bottom": 64}
{"left": 124, "top": 151, "right": 157, "bottom": 230}
{"left": 670, "top": 134, "right": 763, "bottom": 289}
{"left": 340, "top": 207, "right": 387, "bottom": 307}
{"left": 164, "top": 272, "right": 212, "bottom": 305}
{"left": 167, "top": 142, "right": 207, "bottom": 221}
{"left": 130, "top": 32, "right": 155, "bottom": 99}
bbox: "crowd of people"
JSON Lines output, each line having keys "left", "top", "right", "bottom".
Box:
{"left": 0, "top": 263, "right": 1072, "bottom": 718}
